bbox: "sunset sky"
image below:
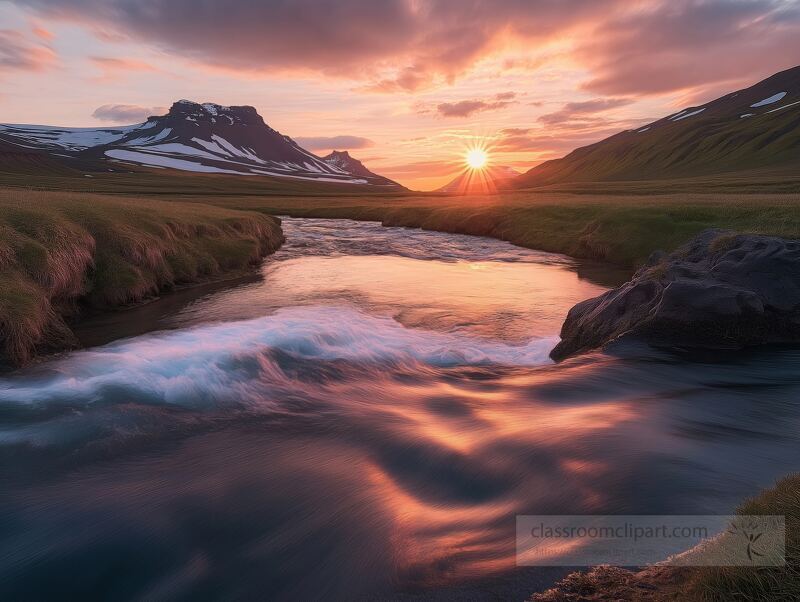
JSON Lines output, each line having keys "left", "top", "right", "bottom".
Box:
{"left": 1, "top": 0, "right": 799, "bottom": 190}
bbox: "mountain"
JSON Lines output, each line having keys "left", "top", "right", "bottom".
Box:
{"left": 516, "top": 65, "right": 800, "bottom": 188}
{"left": 0, "top": 100, "right": 404, "bottom": 189}
{"left": 438, "top": 165, "right": 519, "bottom": 194}
{"left": 322, "top": 150, "right": 401, "bottom": 187}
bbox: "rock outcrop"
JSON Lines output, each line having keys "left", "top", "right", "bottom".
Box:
{"left": 550, "top": 229, "right": 800, "bottom": 360}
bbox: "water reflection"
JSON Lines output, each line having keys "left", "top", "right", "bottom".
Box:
{"left": 74, "top": 218, "right": 625, "bottom": 347}
{"left": 1, "top": 219, "right": 799, "bottom": 601}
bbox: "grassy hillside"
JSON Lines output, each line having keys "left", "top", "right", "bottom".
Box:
{"left": 0, "top": 189, "right": 283, "bottom": 365}
{"left": 518, "top": 65, "right": 800, "bottom": 188}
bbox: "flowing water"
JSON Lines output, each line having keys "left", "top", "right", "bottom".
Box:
{"left": 1, "top": 218, "right": 799, "bottom": 600}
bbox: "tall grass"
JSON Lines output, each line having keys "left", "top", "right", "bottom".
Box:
{"left": 0, "top": 189, "right": 283, "bottom": 365}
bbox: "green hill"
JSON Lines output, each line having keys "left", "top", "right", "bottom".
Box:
{"left": 516, "top": 65, "right": 800, "bottom": 188}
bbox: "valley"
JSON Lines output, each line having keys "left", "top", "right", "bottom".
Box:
{"left": 1, "top": 27, "right": 800, "bottom": 598}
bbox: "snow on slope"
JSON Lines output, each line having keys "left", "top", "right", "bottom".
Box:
{"left": 104, "top": 149, "right": 243, "bottom": 174}
{"left": 0, "top": 123, "right": 141, "bottom": 150}
{"left": 751, "top": 92, "right": 787, "bottom": 107}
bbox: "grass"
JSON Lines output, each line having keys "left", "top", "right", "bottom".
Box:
{"left": 532, "top": 474, "right": 800, "bottom": 601}
{"left": 687, "top": 474, "right": 800, "bottom": 600}
{"left": 180, "top": 189, "right": 800, "bottom": 268}
{"left": 2, "top": 172, "right": 800, "bottom": 364}
{"left": 0, "top": 189, "right": 283, "bottom": 365}
{"left": 3, "top": 159, "right": 800, "bottom": 268}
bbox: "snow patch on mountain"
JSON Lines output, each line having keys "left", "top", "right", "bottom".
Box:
{"left": 0, "top": 123, "right": 141, "bottom": 150}
{"left": 671, "top": 107, "right": 706, "bottom": 121}
{"left": 123, "top": 128, "right": 173, "bottom": 146}
{"left": 105, "top": 149, "right": 242, "bottom": 174}
{"left": 751, "top": 92, "right": 787, "bottom": 107}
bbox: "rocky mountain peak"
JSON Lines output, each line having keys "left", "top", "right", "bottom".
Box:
{"left": 165, "top": 100, "right": 265, "bottom": 126}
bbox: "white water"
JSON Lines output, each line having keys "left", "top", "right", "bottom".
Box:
{"left": 1, "top": 219, "right": 799, "bottom": 601}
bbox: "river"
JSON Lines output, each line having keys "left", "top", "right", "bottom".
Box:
{"left": 1, "top": 218, "right": 799, "bottom": 600}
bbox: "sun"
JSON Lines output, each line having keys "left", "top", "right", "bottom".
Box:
{"left": 466, "top": 148, "right": 488, "bottom": 169}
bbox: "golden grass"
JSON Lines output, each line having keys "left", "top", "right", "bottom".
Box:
{"left": 0, "top": 189, "right": 283, "bottom": 365}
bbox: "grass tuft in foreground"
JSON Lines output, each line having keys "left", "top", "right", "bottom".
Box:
{"left": 0, "top": 189, "right": 283, "bottom": 365}
{"left": 688, "top": 474, "right": 800, "bottom": 600}
{"left": 531, "top": 474, "right": 800, "bottom": 601}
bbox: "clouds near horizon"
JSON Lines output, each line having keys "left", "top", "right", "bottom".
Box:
{"left": 538, "top": 98, "right": 634, "bottom": 125}
{"left": 293, "top": 135, "right": 375, "bottom": 151}
{"left": 92, "top": 104, "right": 166, "bottom": 123}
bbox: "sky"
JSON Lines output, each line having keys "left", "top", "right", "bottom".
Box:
{"left": 1, "top": 0, "right": 799, "bottom": 190}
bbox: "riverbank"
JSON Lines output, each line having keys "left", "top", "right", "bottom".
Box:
{"left": 4, "top": 186, "right": 800, "bottom": 364}
{"left": 532, "top": 474, "right": 800, "bottom": 601}
{"left": 0, "top": 189, "right": 283, "bottom": 365}
{"left": 2, "top": 212, "right": 799, "bottom": 599}
{"left": 177, "top": 190, "right": 800, "bottom": 269}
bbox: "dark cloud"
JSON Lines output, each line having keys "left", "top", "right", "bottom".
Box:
{"left": 293, "top": 135, "right": 374, "bottom": 150}
{"left": 12, "top": 0, "right": 618, "bottom": 89}
{"left": 11, "top": 1, "right": 800, "bottom": 96}
{"left": 92, "top": 104, "right": 166, "bottom": 123}
{"left": 436, "top": 92, "right": 517, "bottom": 117}
{"left": 0, "top": 29, "right": 55, "bottom": 71}
{"left": 579, "top": 0, "right": 800, "bottom": 95}
{"left": 538, "top": 97, "right": 633, "bottom": 125}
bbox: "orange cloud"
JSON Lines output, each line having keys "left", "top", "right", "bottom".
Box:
{"left": 31, "top": 23, "right": 55, "bottom": 41}
{"left": 0, "top": 29, "right": 56, "bottom": 72}
{"left": 436, "top": 94, "right": 517, "bottom": 118}
{"left": 89, "top": 56, "right": 158, "bottom": 82}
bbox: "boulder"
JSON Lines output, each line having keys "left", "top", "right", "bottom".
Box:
{"left": 550, "top": 229, "right": 800, "bottom": 360}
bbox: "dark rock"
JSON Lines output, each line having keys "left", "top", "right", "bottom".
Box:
{"left": 550, "top": 229, "right": 800, "bottom": 360}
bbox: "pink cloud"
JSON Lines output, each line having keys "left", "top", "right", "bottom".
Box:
{"left": 537, "top": 98, "right": 634, "bottom": 125}
{"left": 0, "top": 29, "right": 56, "bottom": 72}
{"left": 92, "top": 104, "right": 166, "bottom": 122}
{"left": 88, "top": 56, "right": 158, "bottom": 82}
{"left": 31, "top": 23, "right": 55, "bottom": 40}
{"left": 426, "top": 92, "right": 518, "bottom": 118}
{"left": 293, "top": 135, "right": 374, "bottom": 151}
